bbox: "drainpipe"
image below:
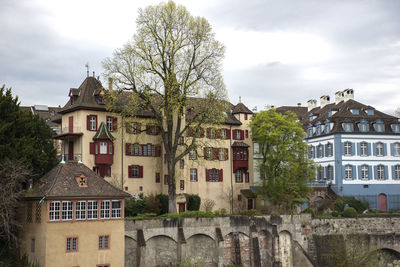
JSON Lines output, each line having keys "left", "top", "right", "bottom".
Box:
{"left": 230, "top": 125, "right": 234, "bottom": 214}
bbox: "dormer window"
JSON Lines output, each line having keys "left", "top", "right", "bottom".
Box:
{"left": 358, "top": 120, "right": 369, "bottom": 132}
{"left": 76, "top": 175, "right": 87, "bottom": 187}
{"left": 307, "top": 127, "right": 313, "bottom": 137}
{"left": 309, "top": 114, "right": 313, "bottom": 122}
{"left": 373, "top": 120, "right": 384, "bottom": 132}
{"left": 350, "top": 109, "right": 359, "bottom": 115}
{"left": 342, "top": 123, "right": 353, "bottom": 132}
{"left": 391, "top": 124, "right": 400, "bottom": 133}
{"left": 365, "top": 109, "right": 374, "bottom": 115}
{"left": 316, "top": 123, "right": 321, "bottom": 135}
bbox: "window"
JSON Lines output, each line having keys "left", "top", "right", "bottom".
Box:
{"left": 394, "top": 166, "right": 400, "bottom": 180}
{"left": 189, "top": 149, "right": 197, "bottom": 160}
{"left": 99, "top": 235, "right": 109, "bottom": 250}
{"left": 164, "top": 175, "right": 168, "bottom": 185}
{"left": 49, "top": 201, "right": 60, "bottom": 221}
{"left": 221, "top": 129, "right": 227, "bottom": 139}
{"left": 376, "top": 143, "right": 384, "bottom": 156}
{"left": 374, "top": 122, "right": 384, "bottom": 132}
{"left": 245, "top": 130, "right": 249, "bottom": 138}
{"left": 377, "top": 165, "right": 385, "bottom": 180}
{"left": 76, "top": 201, "right": 86, "bottom": 220}
{"left": 245, "top": 172, "right": 249, "bottom": 183}
{"left": 106, "top": 116, "right": 113, "bottom": 131}
{"left": 360, "top": 142, "right": 368, "bottom": 156}
{"left": 210, "top": 128, "right": 215, "bottom": 139}
{"left": 244, "top": 114, "right": 248, "bottom": 120}
{"left": 178, "top": 136, "right": 184, "bottom": 145}
{"left": 88, "top": 200, "right": 98, "bottom": 219}
{"left": 238, "top": 195, "right": 242, "bottom": 201}
{"left": 208, "top": 169, "right": 220, "bottom": 182}
{"left": 365, "top": 109, "right": 374, "bottom": 115}
{"left": 394, "top": 143, "right": 400, "bottom": 156}
{"left": 358, "top": 122, "right": 369, "bottom": 132}
{"left": 180, "top": 159, "right": 184, "bottom": 169}
{"left": 325, "top": 123, "right": 330, "bottom": 134}
{"left": 317, "top": 144, "right": 323, "bottom": 158}
{"left": 327, "top": 166, "right": 333, "bottom": 180}
{"left": 326, "top": 143, "right": 333, "bottom": 157}
{"left": 129, "top": 165, "right": 143, "bottom": 178}
{"left": 235, "top": 169, "right": 243, "bottom": 183}
{"left": 190, "top": 169, "right": 198, "bottom": 182}
{"left": 235, "top": 130, "right": 241, "bottom": 140}
{"left": 219, "top": 148, "right": 225, "bottom": 161}
{"left": 307, "top": 128, "right": 313, "bottom": 137}
{"left": 344, "top": 142, "right": 352, "bottom": 156}
{"left": 155, "top": 172, "right": 160, "bottom": 183}
{"left": 345, "top": 165, "right": 353, "bottom": 180}
{"left": 350, "top": 109, "right": 359, "bottom": 115}
{"left": 342, "top": 123, "right": 353, "bottom": 132}
{"left": 361, "top": 165, "right": 369, "bottom": 180}
{"left": 391, "top": 124, "right": 400, "bottom": 133}
{"left": 111, "top": 200, "right": 121, "bottom": 218}
{"left": 101, "top": 200, "right": 110, "bottom": 219}
{"left": 100, "top": 142, "right": 107, "bottom": 154}
{"left": 66, "top": 237, "right": 78, "bottom": 252}
{"left": 205, "top": 147, "right": 212, "bottom": 160}
{"left": 89, "top": 115, "right": 97, "bottom": 131}
{"left": 180, "top": 180, "right": 184, "bottom": 190}
{"left": 316, "top": 125, "right": 321, "bottom": 135}
{"left": 128, "top": 122, "right": 140, "bottom": 134}
{"left": 31, "top": 238, "right": 35, "bottom": 253}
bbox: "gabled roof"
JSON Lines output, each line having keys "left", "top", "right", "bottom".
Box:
{"left": 93, "top": 122, "right": 115, "bottom": 141}
{"left": 232, "top": 141, "right": 250, "bottom": 147}
{"left": 232, "top": 103, "right": 253, "bottom": 114}
{"left": 26, "top": 162, "right": 130, "bottom": 199}
{"left": 276, "top": 106, "right": 308, "bottom": 122}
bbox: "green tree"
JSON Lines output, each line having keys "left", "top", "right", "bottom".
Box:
{"left": 250, "top": 109, "right": 314, "bottom": 211}
{"left": 103, "top": 1, "right": 226, "bottom": 213}
{"left": 0, "top": 85, "right": 58, "bottom": 182}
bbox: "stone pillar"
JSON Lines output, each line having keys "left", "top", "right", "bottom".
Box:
{"left": 216, "top": 227, "right": 224, "bottom": 267}
{"left": 136, "top": 229, "right": 146, "bottom": 267}
{"left": 177, "top": 227, "right": 186, "bottom": 265}
{"left": 272, "top": 225, "right": 281, "bottom": 267}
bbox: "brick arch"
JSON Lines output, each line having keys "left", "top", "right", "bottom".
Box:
{"left": 145, "top": 235, "right": 178, "bottom": 266}
{"left": 279, "top": 230, "right": 293, "bottom": 267}
{"left": 185, "top": 234, "right": 218, "bottom": 265}
{"left": 223, "top": 232, "right": 250, "bottom": 266}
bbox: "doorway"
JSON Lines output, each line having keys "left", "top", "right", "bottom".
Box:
{"left": 378, "top": 193, "right": 387, "bottom": 211}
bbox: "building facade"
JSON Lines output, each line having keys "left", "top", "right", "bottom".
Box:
{"left": 20, "top": 162, "right": 129, "bottom": 267}
{"left": 278, "top": 89, "right": 400, "bottom": 210}
{"left": 54, "top": 76, "right": 254, "bottom": 212}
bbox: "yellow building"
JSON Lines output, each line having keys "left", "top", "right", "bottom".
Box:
{"left": 55, "top": 76, "right": 255, "bottom": 212}
{"left": 20, "top": 162, "right": 130, "bottom": 267}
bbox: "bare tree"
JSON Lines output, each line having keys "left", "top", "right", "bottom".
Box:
{"left": 103, "top": 1, "right": 227, "bottom": 213}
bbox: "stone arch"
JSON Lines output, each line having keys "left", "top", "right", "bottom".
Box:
{"left": 223, "top": 232, "right": 250, "bottom": 267}
{"left": 184, "top": 234, "right": 218, "bottom": 266}
{"left": 125, "top": 236, "right": 137, "bottom": 267}
{"left": 279, "top": 230, "right": 293, "bottom": 267}
{"left": 144, "top": 235, "right": 178, "bottom": 266}
{"left": 368, "top": 248, "right": 400, "bottom": 266}
{"left": 259, "top": 230, "right": 273, "bottom": 266}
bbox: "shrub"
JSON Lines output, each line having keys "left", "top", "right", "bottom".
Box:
{"left": 334, "top": 198, "right": 345, "bottom": 212}
{"left": 342, "top": 207, "right": 358, "bottom": 218}
{"left": 143, "top": 195, "right": 161, "bottom": 214}
{"left": 331, "top": 211, "right": 339, "bottom": 217}
{"left": 125, "top": 195, "right": 146, "bottom": 217}
{"left": 302, "top": 207, "right": 315, "bottom": 217}
{"left": 202, "top": 199, "right": 216, "bottom": 212}
{"left": 156, "top": 194, "right": 169, "bottom": 215}
{"left": 214, "top": 208, "right": 228, "bottom": 217}
{"left": 239, "top": 209, "right": 262, "bottom": 216}
{"left": 187, "top": 194, "right": 201, "bottom": 211}
{"left": 334, "top": 196, "right": 369, "bottom": 214}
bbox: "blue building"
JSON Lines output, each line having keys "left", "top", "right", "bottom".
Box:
{"left": 278, "top": 89, "right": 400, "bottom": 210}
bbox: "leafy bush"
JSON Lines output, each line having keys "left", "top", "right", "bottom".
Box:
{"left": 334, "top": 196, "right": 369, "bottom": 213}
{"left": 125, "top": 194, "right": 146, "bottom": 217}
{"left": 187, "top": 194, "right": 201, "bottom": 211}
{"left": 302, "top": 207, "right": 315, "bottom": 217}
{"left": 239, "top": 209, "right": 262, "bottom": 216}
{"left": 214, "top": 208, "right": 228, "bottom": 217}
{"left": 342, "top": 207, "right": 358, "bottom": 218}
{"left": 331, "top": 211, "right": 339, "bottom": 217}
{"left": 156, "top": 194, "right": 169, "bottom": 215}
{"left": 143, "top": 195, "right": 161, "bottom": 214}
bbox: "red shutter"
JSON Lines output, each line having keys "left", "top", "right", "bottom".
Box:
{"left": 155, "top": 145, "right": 161, "bottom": 157}
{"left": 213, "top": 148, "right": 218, "bottom": 160}
{"left": 125, "top": 143, "right": 130, "bottom": 155}
{"left": 204, "top": 148, "right": 207, "bottom": 160}
{"left": 69, "top": 116, "right": 73, "bottom": 133}
{"left": 90, "top": 142, "right": 95, "bottom": 154}
{"left": 206, "top": 128, "right": 211, "bottom": 138}
{"left": 219, "top": 169, "right": 223, "bottom": 182}
{"left": 112, "top": 117, "right": 117, "bottom": 131}
{"left": 226, "top": 129, "right": 231, "bottom": 139}
{"left": 128, "top": 165, "right": 132, "bottom": 178}
{"left": 139, "top": 166, "right": 143, "bottom": 178}
{"left": 87, "top": 115, "right": 90, "bottom": 130}
{"left": 245, "top": 130, "right": 249, "bottom": 138}
{"left": 240, "top": 130, "right": 244, "bottom": 140}
{"left": 225, "top": 148, "right": 229, "bottom": 160}
{"left": 206, "top": 169, "right": 209, "bottom": 182}
{"left": 146, "top": 124, "right": 150, "bottom": 135}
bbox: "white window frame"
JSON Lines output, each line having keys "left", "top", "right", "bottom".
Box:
{"left": 219, "top": 148, "right": 225, "bottom": 160}
{"left": 395, "top": 166, "right": 400, "bottom": 180}
{"left": 62, "top": 201, "right": 73, "bottom": 221}
{"left": 376, "top": 143, "right": 384, "bottom": 156}
{"left": 87, "top": 200, "right": 98, "bottom": 220}
{"left": 327, "top": 143, "right": 333, "bottom": 157}
{"left": 344, "top": 142, "right": 352, "bottom": 156}
{"left": 394, "top": 143, "right": 400, "bottom": 156}
{"left": 106, "top": 117, "right": 113, "bottom": 131}
{"left": 345, "top": 165, "right": 353, "bottom": 180}
{"left": 111, "top": 200, "right": 121, "bottom": 218}
{"left": 76, "top": 201, "right": 86, "bottom": 220}
{"left": 327, "top": 166, "right": 333, "bottom": 180}
{"left": 190, "top": 169, "right": 197, "bottom": 182}
{"left": 49, "top": 201, "right": 60, "bottom": 221}
{"left": 360, "top": 142, "right": 368, "bottom": 156}
{"left": 189, "top": 149, "right": 197, "bottom": 160}
{"left": 361, "top": 165, "right": 369, "bottom": 180}
{"left": 90, "top": 116, "right": 96, "bottom": 130}
{"left": 235, "top": 169, "right": 243, "bottom": 183}
{"left": 101, "top": 200, "right": 110, "bottom": 219}
{"left": 377, "top": 165, "right": 385, "bottom": 180}
{"left": 235, "top": 130, "right": 241, "bottom": 140}
{"left": 100, "top": 142, "right": 107, "bottom": 154}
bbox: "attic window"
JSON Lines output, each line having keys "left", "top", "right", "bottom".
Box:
{"left": 350, "top": 109, "right": 359, "bottom": 115}
{"left": 365, "top": 109, "right": 374, "bottom": 115}
{"left": 76, "top": 175, "right": 87, "bottom": 187}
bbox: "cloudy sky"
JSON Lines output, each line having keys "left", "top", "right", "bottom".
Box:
{"left": 1, "top": 0, "right": 400, "bottom": 114}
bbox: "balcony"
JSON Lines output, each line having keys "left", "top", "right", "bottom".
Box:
{"left": 61, "top": 153, "right": 83, "bottom": 162}
{"left": 308, "top": 180, "right": 331, "bottom": 188}
{"left": 54, "top": 126, "right": 83, "bottom": 140}
{"left": 95, "top": 153, "right": 113, "bottom": 165}
{"left": 233, "top": 160, "right": 248, "bottom": 172}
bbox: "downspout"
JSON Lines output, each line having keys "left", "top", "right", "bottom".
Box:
{"left": 230, "top": 125, "right": 234, "bottom": 214}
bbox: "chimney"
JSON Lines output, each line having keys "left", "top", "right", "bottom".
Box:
{"left": 343, "top": 88, "right": 354, "bottom": 101}
{"left": 297, "top": 103, "right": 301, "bottom": 107}
{"left": 307, "top": 99, "right": 317, "bottom": 111}
{"left": 320, "top": 95, "right": 330, "bottom": 108}
{"left": 108, "top": 78, "right": 113, "bottom": 90}
{"left": 335, "top": 91, "right": 344, "bottom": 104}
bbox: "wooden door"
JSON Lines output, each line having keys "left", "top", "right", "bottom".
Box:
{"left": 178, "top": 203, "right": 186, "bottom": 213}
{"left": 68, "top": 116, "right": 73, "bottom": 133}
{"left": 68, "top": 141, "right": 74, "bottom": 161}
{"left": 248, "top": 198, "right": 254, "bottom": 210}
{"left": 378, "top": 193, "right": 387, "bottom": 211}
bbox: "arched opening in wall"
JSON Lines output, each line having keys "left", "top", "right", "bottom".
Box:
{"left": 145, "top": 235, "right": 177, "bottom": 266}
{"left": 184, "top": 234, "right": 217, "bottom": 266}
{"left": 314, "top": 196, "right": 324, "bottom": 209}
{"left": 259, "top": 230, "right": 273, "bottom": 266}
{"left": 125, "top": 236, "right": 137, "bottom": 267}
{"left": 378, "top": 193, "right": 387, "bottom": 211}
{"left": 367, "top": 248, "right": 400, "bottom": 266}
{"left": 223, "top": 232, "right": 250, "bottom": 267}
{"left": 279, "top": 230, "right": 293, "bottom": 267}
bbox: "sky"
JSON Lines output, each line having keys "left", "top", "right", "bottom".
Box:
{"left": 1, "top": 0, "right": 400, "bottom": 114}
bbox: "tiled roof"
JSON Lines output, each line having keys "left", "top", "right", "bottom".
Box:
{"left": 232, "top": 141, "right": 250, "bottom": 147}
{"left": 93, "top": 122, "right": 115, "bottom": 141}
{"left": 277, "top": 99, "right": 399, "bottom": 136}
{"left": 276, "top": 106, "right": 308, "bottom": 122}
{"left": 21, "top": 106, "right": 62, "bottom": 130}
{"left": 59, "top": 77, "right": 243, "bottom": 126}
{"left": 26, "top": 162, "right": 130, "bottom": 199}
{"left": 232, "top": 103, "right": 253, "bottom": 114}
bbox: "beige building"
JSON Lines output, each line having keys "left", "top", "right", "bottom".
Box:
{"left": 55, "top": 76, "right": 255, "bottom": 212}
{"left": 20, "top": 162, "right": 129, "bottom": 267}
